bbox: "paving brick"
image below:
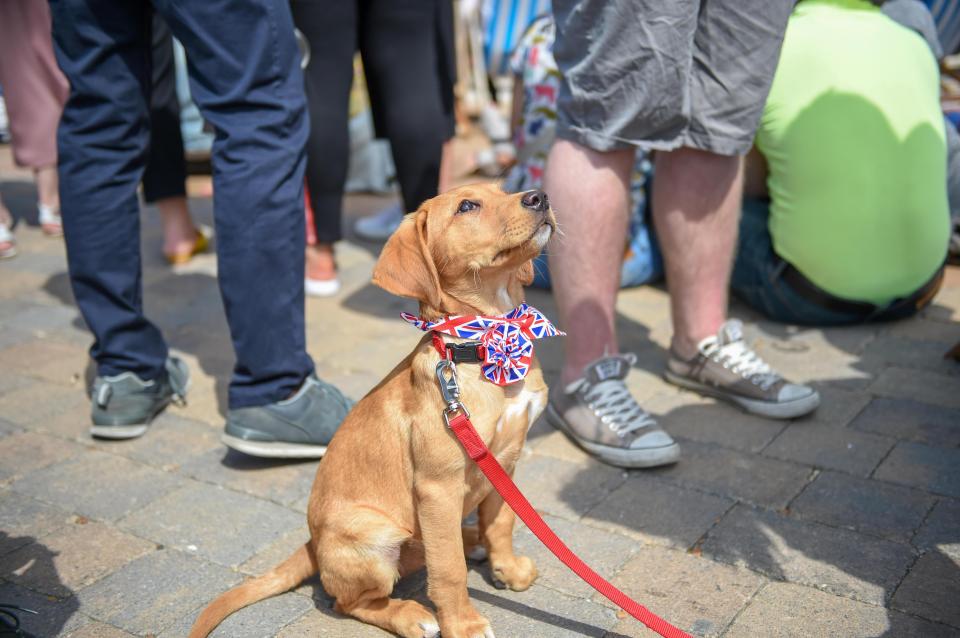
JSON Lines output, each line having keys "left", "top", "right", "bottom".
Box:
{"left": 12, "top": 450, "right": 182, "bottom": 521}
{"left": 885, "top": 316, "right": 960, "bottom": 344}
{"left": 180, "top": 447, "right": 318, "bottom": 507}
{"left": 77, "top": 549, "right": 240, "bottom": 636}
{"left": 507, "top": 513, "right": 638, "bottom": 599}
{"left": 649, "top": 441, "right": 811, "bottom": 509}
{"left": 0, "top": 378, "right": 87, "bottom": 427}
{"left": 513, "top": 454, "right": 627, "bottom": 521}
{"left": 0, "top": 337, "right": 89, "bottom": 386}
{"left": 0, "top": 416, "right": 20, "bottom": 438}
{"left": 277, "top": 608, "right": 395, "bottom": 637}
{"left": 0, "top": 270, "right": 48, "bottom": 302}
{"left": 644, "top": 392, "right": 786, "bottom": 454}
{"left": 64, "top": 621, "right": 137, "bottom": 637}
{"left": 0, "top": 519, "right": 154, "bottom": 597}
{"left": 603, "top": 547, "right": 764, "bottom": 637}
{"left": 858, "top": 335, "right": 960, "bottom": 377}
{"left": 119, "top": 480, "right": 304, "bottom": 567}
{"left": 891, "top": 551, "right": 960, "bottom": 628}
{"left": 762, "top": 422, "right": 894, "bottom": 478}
{"left": 239, "top": 525, "right": 311, "bottom": 576}
{"left": 0, "top": 370, "right": 33, "bottom": 397}
{"left": 466, "top": 569, "right": 618, "bottom": 638}
{"left": 28, "top": 402, "right": 91, "bottom": 440}
{"left": 160, "top": 591, "right": 314, "bottom": 638}
{"left": 0, "top": 580, "right": 84, "bottom": 636}
{"left": 850, "top": 397, "right": 960, "bottom": 447}
{"left": 0, "top": 431, "right": 85, "bottom": 481}
{"left": 912, "top": 498, "right": 960, "bottom": 560}
{"left": 725, "top": 581, "right": 957, "bottom": 638}
{"left": 747, "top": 325, "right": 875, "bottom": 388}
{"left": 874, "top": 442, "right": 960, "bottom": 498}
{"left": 529, "top": 429, "right": 594, "bottom": 464}
{"left": 790, "top": 471, "right": 934, "bottom": 542}
{"left": 795, "top": 384, "right": 872, "bottom": 426}
{"left": 582, "top": 475, "right": 732, "bottom": 550}
{"left": 869, "top": 367, "right": 960, "bottom": 410}
{"left": 103, "top": 413, "right": 221, "bottom": 470}
{"left": 701, "top": 505, "right": 914, "bottom": 605}
{"left": 0, "top": 490, "right": 71, "bottom": 555}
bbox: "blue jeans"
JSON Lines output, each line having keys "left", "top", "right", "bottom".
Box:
{"left": 731, "top": 199, "right": 927, "bottom": 326}
{"left": 50, "top": 0, "right": 313, "bottom": 409}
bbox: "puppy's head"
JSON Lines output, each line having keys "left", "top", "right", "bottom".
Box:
{"left": 372, "top": 184, "right": 556, "bottom": 317}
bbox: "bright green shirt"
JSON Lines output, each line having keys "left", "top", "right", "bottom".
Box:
{"left": 756, "top": 0, "right": 949, "bottom": 305}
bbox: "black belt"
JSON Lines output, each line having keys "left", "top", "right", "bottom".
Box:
{"left": 779, "top": 261, "right": 945, "bottom": 320}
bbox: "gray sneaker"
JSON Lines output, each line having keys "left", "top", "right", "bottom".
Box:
{"left": 90, "top": 357, "right": 190, "bottom": 439}
{"left": 546, "top": 354, "right": 680, "bottom": 468}
{"left": 665, "top": 320, "right": 820, "bottom": 419}
{"left": 222, "top": 374, "right": 353, "bottom": 458}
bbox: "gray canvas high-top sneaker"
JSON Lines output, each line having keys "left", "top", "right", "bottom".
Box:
{"left": 546, "top": 354, "right": 680, "bottom": 468}
{"left": 665, "top": 319, "right": 820, "bottom": 419}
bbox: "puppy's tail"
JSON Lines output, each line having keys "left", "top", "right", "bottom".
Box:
{"left": 188, "top": 542, "right": 317, "bottom": 638}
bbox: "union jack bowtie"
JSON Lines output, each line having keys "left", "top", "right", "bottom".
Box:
{"left": 402, "top": 303, "right": 565, "bottom": 386}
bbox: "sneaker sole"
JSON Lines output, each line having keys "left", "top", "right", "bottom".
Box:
{"left": 545, "top": 404, "right": 681, "bottom": 469}
{"left": 663, "top": 371, "right": 820, "bottom": 419}
{"left": 90, "top": 423, "right": 150, "bottom": 439}
{"left": 221, "top": 434, "right": 328, "bottom": 459}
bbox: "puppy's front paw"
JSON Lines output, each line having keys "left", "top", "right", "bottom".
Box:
{"left": 417, "top": 619, "right": 441, "bottom": 638}
{"left": 491, "top": 554, "right": 537, "bottom": 591}
{"left": 441, "top": 611, "right": 495, "bottom": 638}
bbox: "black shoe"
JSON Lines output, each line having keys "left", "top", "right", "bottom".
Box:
{"left": 222, "top": 374, "right": 353, "bottom": 458}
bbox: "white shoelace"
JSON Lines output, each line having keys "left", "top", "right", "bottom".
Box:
{"left": 578, "top": 379, "right": 658, "bottom": 438}
{"left": 701, "top": 338, "right": 781, "bottom": 391}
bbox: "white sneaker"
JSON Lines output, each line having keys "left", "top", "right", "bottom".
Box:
{"left": 354, "top": 201, "right": 404, "bottom": 241}
{"left": 0, "top": 220, "right": 17, "bottom": 260}
{"left": 305, "top": 277, "right": 341, "bottom": 297}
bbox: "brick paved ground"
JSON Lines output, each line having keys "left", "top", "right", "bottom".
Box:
{"left": 1, "top": 144, "right": 959, "bottom": 637}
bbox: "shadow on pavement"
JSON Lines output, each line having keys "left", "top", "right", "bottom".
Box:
{"left": 0, "top": 533, "right": 79, "bottom": 637}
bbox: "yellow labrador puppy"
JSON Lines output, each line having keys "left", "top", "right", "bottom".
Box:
{"left": 189, "top": 184, "right": 556, "bottom": 638}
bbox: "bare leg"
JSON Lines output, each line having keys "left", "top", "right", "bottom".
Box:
{"left": 544, "top": 139, "right": 634, "bottom": 385}
{"left": 156, "top": 195, "right": 200, "bottom": 257}
{"left": 34, "top": 166, "right": 60, "bottom": 210}
{"left": 653, "top": 147, "right": 742, "bottom": 359}
{"left": 0, "top": 194, "right": 15, "bottom": 257}
{"left": 305, "top": 242, "right": 336, "bottom": 280}
{"left": 35, "top": 166, "right": 63, "bottom": 235}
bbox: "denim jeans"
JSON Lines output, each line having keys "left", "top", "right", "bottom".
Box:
{"left": 50, "top": 0, "right": 314, "bottom": 408}
{"left": 731, "top": 199, "right": 927, "bottom": 326}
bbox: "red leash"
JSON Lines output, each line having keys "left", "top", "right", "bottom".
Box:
{"left": 433, "top": 336, "right": 691, "bottom": 638}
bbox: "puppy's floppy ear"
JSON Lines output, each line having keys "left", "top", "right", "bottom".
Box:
{"left": 371, "top": 210, "right": 444, "bottom": 308}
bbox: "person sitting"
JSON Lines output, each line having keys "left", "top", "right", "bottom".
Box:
{"left": 735, "top": 0, "right": 951, "bottom": 325}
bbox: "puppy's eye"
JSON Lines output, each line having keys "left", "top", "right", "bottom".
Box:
{"left": 456, "top": 200, "right": 479, "bottom": 214}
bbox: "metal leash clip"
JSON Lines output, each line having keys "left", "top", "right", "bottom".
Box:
{"left": 435, "top": 359, "right": 470, "bottom": 426}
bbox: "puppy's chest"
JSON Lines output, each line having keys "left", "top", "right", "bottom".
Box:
{"left": 463, "top": 375, "right": 547, "bottom": 457}
{"left": 496, "top": 385, "right": 547, "bottom": 436}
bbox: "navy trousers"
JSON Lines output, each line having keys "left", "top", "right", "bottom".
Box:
{"left": 50, "top": 0, "right": 314, "bottom": 409}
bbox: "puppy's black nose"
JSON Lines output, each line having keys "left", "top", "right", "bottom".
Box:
{"left": 521, "top": 190, "right": 548, "bottom": 212}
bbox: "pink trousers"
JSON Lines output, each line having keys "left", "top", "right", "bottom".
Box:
{"left": 0, "top": 0, "right": 68, "bottom": 169}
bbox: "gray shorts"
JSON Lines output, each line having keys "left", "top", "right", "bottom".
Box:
{"left": 552, "top": 0, "right": 793, "bottom": 156}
